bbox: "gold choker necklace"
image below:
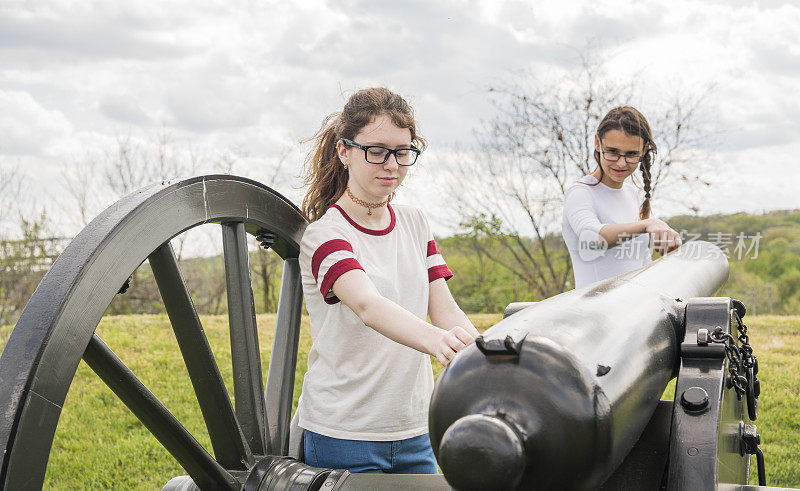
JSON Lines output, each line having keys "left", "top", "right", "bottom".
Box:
{"left": 346, "top": 187, "right": 392, "bottom": 215}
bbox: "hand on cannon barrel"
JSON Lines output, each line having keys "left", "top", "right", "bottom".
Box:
{"left": 645, "top": 217, "right": 682, "bottom": 255}
{"left": 428, "top": 325, "right": 476, "bottom": 366}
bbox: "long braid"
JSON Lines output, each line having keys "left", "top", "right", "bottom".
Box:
{"left": 634, "top": 108, "right": 655, "bottom": 219}
{"left": 639, "top": 153, "right": 652, "bottom": 219}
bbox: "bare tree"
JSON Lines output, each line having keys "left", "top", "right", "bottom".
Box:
{"left": 58, "top": 128, "right": 297, "bottom": 315}
{"left": 440, "top": 53, "right": 714, "bottom": 298}
{"left": 60, "top": 156, "right": 103, "bottom": 228}
{"left": 103, "top": 128, "right": 202, "bottom": 197}
{"left": 60, "top": 128, "right": 207, "bottom": 232}
{"left": 0, "top": 164, "right": 24, "bottom": 233}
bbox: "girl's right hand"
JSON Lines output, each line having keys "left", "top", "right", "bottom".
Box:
{"left": 432, "top": 326, "right": 476, "bottom": 366}
{"left": 645, "top": 218, "right": 682, "bottom": 254}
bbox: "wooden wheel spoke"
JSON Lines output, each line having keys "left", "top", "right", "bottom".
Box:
{"left": 149, "top": 242, "right": 253, "bottom": 468}
{"left": 222, "top": 222, "right": 268, "bottom": 455}
{"left": 265, "top": 258, "right": 303, "bottom": 456}
{"left": 82, "top": 334, "right": 239, "bottom": 490}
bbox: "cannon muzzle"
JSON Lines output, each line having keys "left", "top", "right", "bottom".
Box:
{"left": 429, "top": 241, "right": 729, "bottom": 490}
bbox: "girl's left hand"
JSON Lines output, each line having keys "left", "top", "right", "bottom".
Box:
{"left": 432, "top": 325, "right": 476, "bottom": 366}
{"left": 646, "top": 218, "right": 682, "bottom": 255}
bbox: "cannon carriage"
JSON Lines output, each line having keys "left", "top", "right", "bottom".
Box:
{"left": 0, "top": 175, "right": 780, "bottom": 490}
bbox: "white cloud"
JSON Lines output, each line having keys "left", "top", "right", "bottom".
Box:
{"left": 99, "top": 95, "right": 152, "bottom": 125}
{"left": 0, "top": 0, "right": 797, "bottom": 237}
{"left": 0, "top": 90, "right": 73, "bottom": 155}
{"left": 0, "top": 2, "right": 193, "bottom": 61}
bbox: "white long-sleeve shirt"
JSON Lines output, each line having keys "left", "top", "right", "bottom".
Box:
{"left": 561, "top": 175, "right": 652, "bottom": 288}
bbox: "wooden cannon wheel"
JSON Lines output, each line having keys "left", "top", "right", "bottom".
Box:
{"left": 0, "top": 175, "right": 309, "bottom": 490}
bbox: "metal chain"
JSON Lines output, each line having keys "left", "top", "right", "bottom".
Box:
{"left": 733, "top": 310, "right": 759, "bottom": 375}
{"left": 709, "top": 325, "right": 747, "bottom": 396}
{"left": 707, "top": 304, "right": 762, "bottom": 412}
{"left": 708, "top": 326, "right": 747, "bottom": 397}
{"left": 707, "top": 308, "right": 758, "bottom": 398}
{"left": 710, "top": 303, "right": 766, "bottom": 484}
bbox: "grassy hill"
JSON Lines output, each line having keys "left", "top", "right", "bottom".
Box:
{"left": 0, "top": 313, "right": 797, "bottom": 489}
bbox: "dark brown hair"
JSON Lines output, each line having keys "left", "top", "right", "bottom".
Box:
{"left": 594, "top": 106, "right": 657, "bottom": 219}
{"left": 302, "top": 87, "right": 426, "bottom": 222}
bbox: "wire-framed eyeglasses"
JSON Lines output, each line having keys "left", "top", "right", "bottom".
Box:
{"left": 340, "top": 138, "right": 421, "bottom": 166}
{"left": 599, "top": 138, "right": 643, "bottom": 165}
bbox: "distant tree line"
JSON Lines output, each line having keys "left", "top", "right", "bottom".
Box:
{"left": 3, "top": 207, "right": 798, "bottom": 329}
{"left": 669, "top": 210, "right": 800, "bottom": 315}
{"left": 0, "top": 218, "right": 66, "bottom": 326}
{"left": 442, "top": 209, "right": 800, "bottom": 316}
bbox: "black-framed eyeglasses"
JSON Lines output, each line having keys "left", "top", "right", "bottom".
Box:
{"left": 340, "top": 138, "right": 421, "bottom": 166}
{"left": 599, "top": 138, "right": 643, "bottom": 165}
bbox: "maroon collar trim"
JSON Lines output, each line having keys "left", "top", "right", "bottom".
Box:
{"left": 330, "top": 204, "right": 396, "bottom": 236}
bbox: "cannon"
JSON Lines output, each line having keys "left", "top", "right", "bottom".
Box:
{"left": 0, "top": 175, "right": 779, "bottom": 490}
{"left": 429, "top": 241, "right": 769, "bottom": 490}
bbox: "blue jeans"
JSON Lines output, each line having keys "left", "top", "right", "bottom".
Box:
{"left": 303, "top": 430, "right": 438, "bottom": 474}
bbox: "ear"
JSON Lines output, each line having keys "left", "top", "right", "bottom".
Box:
{"left": 336, "top": 139, "right": 349, "bottom": 166}
{"left": 594, "top": 134, "right": 601, "bottom": 153}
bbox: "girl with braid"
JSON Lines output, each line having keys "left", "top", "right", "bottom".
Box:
{"left": 561, "top": 106, "right": 682, "bottom": 288}
{"left": 297, "top": 87, "right": 477, "bottom": 473}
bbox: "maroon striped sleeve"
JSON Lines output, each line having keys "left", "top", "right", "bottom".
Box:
{"left": 311, "top": 239, "right": 353, "bottom": 281}
{"left": 428, "top": 264, "right": 453, "bottom": 282}
{"left": 427, "top": 240, "right": 440, "bottom": 257}
{"left": 320, "top": 258, "right": 364, "bottom": 304}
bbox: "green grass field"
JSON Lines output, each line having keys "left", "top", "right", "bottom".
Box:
{"left": 0, "top": 314, "right": 797, "bottom": 489}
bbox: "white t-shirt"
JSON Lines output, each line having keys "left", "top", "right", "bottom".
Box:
{"left": 561, "top": 175, "right": 652, "bottom": 288}
{"left": 297, "top": 203, "right": 452, "bottom": 441}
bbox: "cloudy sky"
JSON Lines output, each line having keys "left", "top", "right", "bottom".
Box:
{"left": 1, "top": 0, "right": 798, "bottom": 238}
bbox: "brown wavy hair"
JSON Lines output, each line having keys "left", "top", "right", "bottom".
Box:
{"left": 594, "top": 106, "right": 657, "bottom": 219}
{"left": 302, "top": 87, "right": 426, "bottom": 222}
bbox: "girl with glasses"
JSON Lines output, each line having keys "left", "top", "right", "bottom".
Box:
{"left": 297, "top": 87, "right": 477, "bottom": 474}
{"left": 561, "top": 106, "right": 682, "bottom": 289}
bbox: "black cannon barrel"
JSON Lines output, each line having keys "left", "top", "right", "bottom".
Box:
{"left": 429, "top": 241, "right": 729, "bottom": 491}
